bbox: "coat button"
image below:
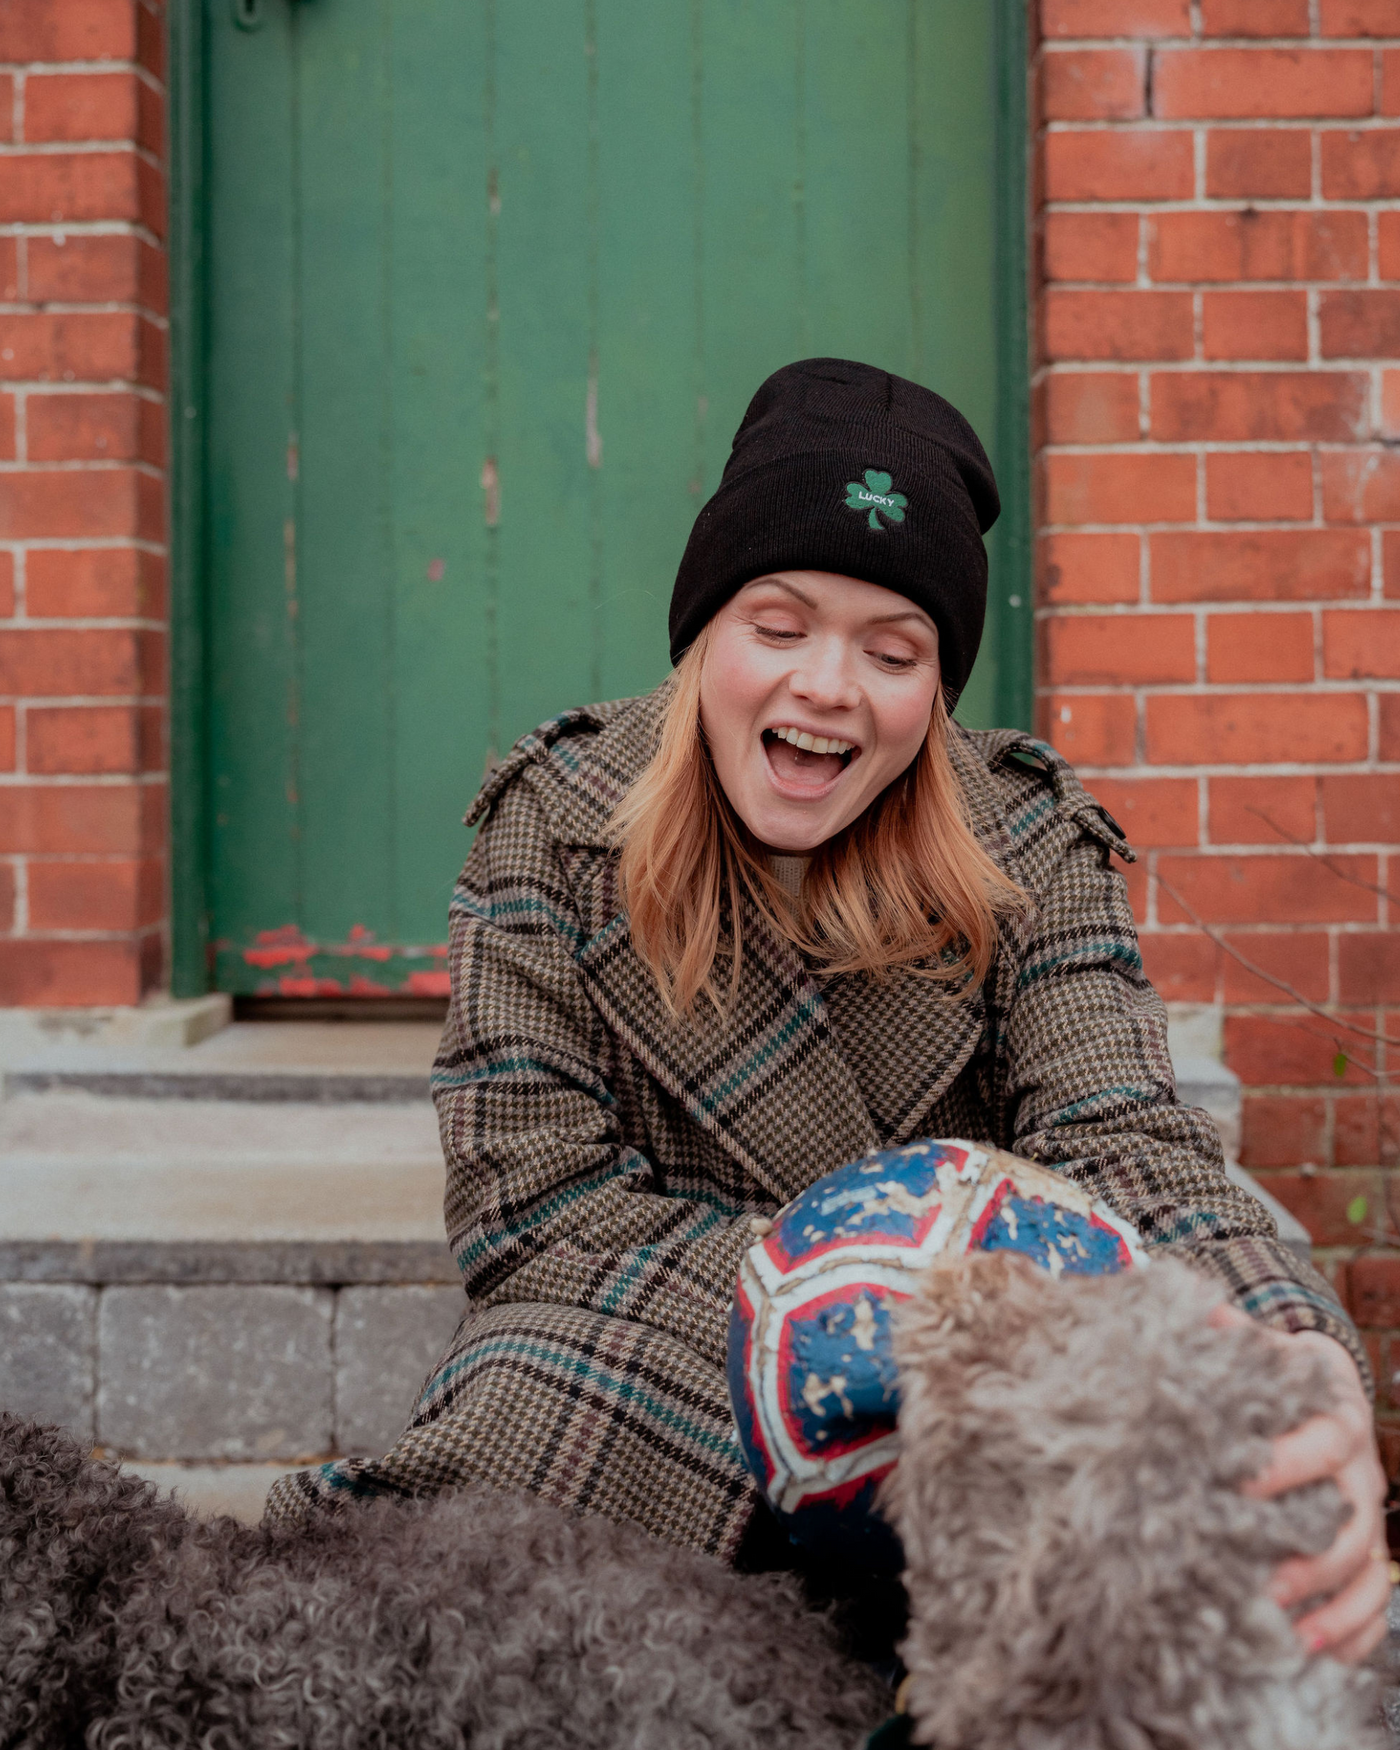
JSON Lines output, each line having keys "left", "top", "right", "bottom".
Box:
{"left": 1095, "top": 804, "right": 1125, "bottom": 839}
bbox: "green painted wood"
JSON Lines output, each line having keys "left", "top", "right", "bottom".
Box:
{"left": 205, "top": 0, "right": 303, "bottom": 986}
{"left": 168, "top": 0, "right": 210, "bottom": 997}
{"left": 199, "top": 0, "right": 1027, "bottom": 997}
{"left": 991, "top": 0, "right": 1034, "bottom": 735}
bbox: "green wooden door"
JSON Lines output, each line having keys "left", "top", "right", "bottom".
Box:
{"left": 187, "top": 0, "right": 1027, "bottom": 998}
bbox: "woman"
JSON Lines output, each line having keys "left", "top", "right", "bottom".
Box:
{"left": 270, "top": 359, "right": 1388, "bottom": 1664}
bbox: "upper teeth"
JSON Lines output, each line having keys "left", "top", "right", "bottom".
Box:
{"left": 771, "top": 726, "right": 854, "bottom": 756}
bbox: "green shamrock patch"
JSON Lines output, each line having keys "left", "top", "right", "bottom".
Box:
{"left": 844, "top": 468, "right": 908, "bottom": 532}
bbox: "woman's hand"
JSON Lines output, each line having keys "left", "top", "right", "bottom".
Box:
{"left": 1211, "top": 1304, "right": 1390, "bottom": 1663}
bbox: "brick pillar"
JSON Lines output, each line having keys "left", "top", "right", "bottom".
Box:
{"left": 0, "top": 1, "right": 167, "bottom": 1006}
{"left": 1034, "top": 0, "right": 1400, "bottom": 1456}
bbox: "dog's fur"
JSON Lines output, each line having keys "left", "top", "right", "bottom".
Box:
{"left": 0, "top": 1412, "right": 888, "bottom": 1749}
{"left": 1, "top": 1253, "right": 1392, "bottom": 1749}
{"left": 887, "top": 1251, "right": 1389, "bottom": 1750}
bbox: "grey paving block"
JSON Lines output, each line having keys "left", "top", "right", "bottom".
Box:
{"left": 0, "top": 1238, "right": 457, "bottom": 1286}
{"left": 0, "top": 1284, "right": 96, "bottom": 1443}
{"left": 98, "top": 1285, "right": 334, "bottom": 1462}
{"left": 335, "top": 1284, "right": 466, "bottom": 1454}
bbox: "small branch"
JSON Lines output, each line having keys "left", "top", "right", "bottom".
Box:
{"left": 1245, "top": 807, "right": 1399, "bottom": 910}
{"left": 1154, "top": 874, "right": 1400, "bottom": 1053}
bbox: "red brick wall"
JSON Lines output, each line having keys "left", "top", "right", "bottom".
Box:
{"left": 1034, "top": 0, "right": 1400, "bottom": 1453}
{"left": 0, "top": 0, "right": 167, "bottom": 1006}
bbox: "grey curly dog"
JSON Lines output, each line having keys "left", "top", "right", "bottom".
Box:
{"left": 1, "top": 1253, "right": 1391, "bottom": 1748}
{"left": 888, "top": 1251, "right": 1390, "bottom": 1750}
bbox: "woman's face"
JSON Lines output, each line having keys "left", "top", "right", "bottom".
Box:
{"left": 698, "top": 570, "right": 941, "bottom": 854}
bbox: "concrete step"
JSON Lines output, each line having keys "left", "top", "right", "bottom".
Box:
{"left": 0, "top": 1018, "right": 441, "bottom": 1103}
{"left": 122, "top": 1461, "right": 287, "bottom": 1525}
{"left": 0, "top": 1022, "right": 461, "bottom": 1474}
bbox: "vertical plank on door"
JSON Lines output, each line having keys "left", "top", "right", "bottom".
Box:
{"left": 387, "top": 0, "right": 489, "bottom": 946}
{"left": 595, "top": 0, "right": 700, "bottom": 702}
{"left": 909, "top": 0, "right": 999, "bottom": 723}
{"left": 296, "top": 0, "right": 396, "bottom": 945}
{"left": 696, "top": 0, "right": 802, "bottom": 484}
{"left": 205, "top": 0, "right": 300, "bottom": 950}
{"left": 493, "top": 1, "right": 596, "bottom": 753}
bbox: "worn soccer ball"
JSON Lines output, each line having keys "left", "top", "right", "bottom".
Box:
{"left": 726, "top": 1138, "right": 1147, "bottom": 1572}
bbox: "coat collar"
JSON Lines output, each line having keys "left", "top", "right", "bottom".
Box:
{"left": 477, "top": 686, "right": 1030, "bottom": 1199}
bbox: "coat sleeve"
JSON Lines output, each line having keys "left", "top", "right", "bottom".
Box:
{"left": 1001, "top": 816, "right": 1371, "bottom": 1394}
{"left": 262, "top": 773, "right": 762, "bottom": 1558}
{"left": 433, "top": 775, "right": 755, "bottom": 1372}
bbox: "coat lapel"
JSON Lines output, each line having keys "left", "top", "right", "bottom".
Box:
{"left": 818, "top": 964, "right": 987, "bottom": 1148}
{"left": 576, "top": 864, "right": 878, "bottom": 1205}
{"left": 504, "top": 689, "right": 875, "bottom": 1203}
{"left": 504, "top": 690, "right": 1034, "bottom": 1200}
{"left": 812, "top": 724, "right": 1025, "bottom": 1148}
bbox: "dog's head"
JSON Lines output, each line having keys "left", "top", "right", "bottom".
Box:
{"left": 879, "top": 1256, "right": 1375, "bottom": 1750}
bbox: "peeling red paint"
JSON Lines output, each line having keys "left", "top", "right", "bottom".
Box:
{"left": 244, "top": 945, "right": 316, "bottom": 968}
{"left": 347, "top": 975, "right": 402, "bottom": 996}
{"left": 220, "top": 925, "right": 450, "bottom": 996}
{"left": 406, "top": 971, "right": 451, "bottom": 997}
{"left": 277, "top": 975, "right": 347, "bottom": 997}
{"left": 243, "top": 924, "right": 316, "bottom": 968}
{"left": 239, "top": 924, "right": 434, "bottom": 968}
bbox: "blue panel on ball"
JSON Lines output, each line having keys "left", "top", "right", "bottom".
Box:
{"left": 970, "top": 1190, "right": 1134, "bottom": 1276}
{"left": 781, "top": 1286, "right": 900, "bottom": 1458}
{"left": 765, "top": 1144, "right": 946, "bottom": 1273}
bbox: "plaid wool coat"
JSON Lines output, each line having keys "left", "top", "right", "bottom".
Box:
{"left": 266, "top": 684, "right": 1365, "bottom": 1558}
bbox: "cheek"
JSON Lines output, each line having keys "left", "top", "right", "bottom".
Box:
{"left": 703, "top": 626, "right": 775, "bottom": 718}
{"left": 698, "top": 650, "right": 759, "bottom": 794}
{"left": 869, "top": 681, "right": 938, "bottom": 769}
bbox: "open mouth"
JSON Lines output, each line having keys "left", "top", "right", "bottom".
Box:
{"left": 761, "top": 725, "right": 859, "bottom": 791}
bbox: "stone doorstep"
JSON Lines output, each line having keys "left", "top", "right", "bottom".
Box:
{"left": 0, "top": 995, "right": 234, "bottom": 1055}
{"left": 0, "top": 1089, "right": 446, "bottom": 1244}
{"left": 123, "top": 1462, "right": 290, "bottom": 1526}
{"left": 0, "top": 1065, "right": 464, "bottom": 1472}
{"left": 0, "top": 1017, "right": 443, "bottom": 1103}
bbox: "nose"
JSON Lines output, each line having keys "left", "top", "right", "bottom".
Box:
{"left": 788, "top": 634, "right": 860, "bottom": 713}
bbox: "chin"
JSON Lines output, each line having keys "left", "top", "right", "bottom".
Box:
{"left": 752, "top": 811, "right": 840, "bottom": 855}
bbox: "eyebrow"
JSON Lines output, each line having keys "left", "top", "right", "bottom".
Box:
{"left": 745, "top": 576, "right": 936, "bottom": 636}
{"left": 867, "top": 609, "right": 934, "bottom": 628}
{"left": 748, "top": 576, "right": 817, "bottom": 608}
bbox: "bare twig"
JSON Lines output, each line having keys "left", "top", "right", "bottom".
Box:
{"left": 1154, "top": 874, "right": 1400, "bottom": 1053}
{"left": 1244, "top": 807, "right": 1399, "bottom": 910}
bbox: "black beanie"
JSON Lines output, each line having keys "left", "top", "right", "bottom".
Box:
{"left": 669, "top": 358, "right": 999, "bottom": 704}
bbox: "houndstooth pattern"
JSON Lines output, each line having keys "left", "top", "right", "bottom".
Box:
{"left": 265, "top": 686, "right": 1366, "bottom": 1555}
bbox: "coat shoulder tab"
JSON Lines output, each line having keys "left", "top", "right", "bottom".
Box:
{"left": 463, "top": 703, "right": 622, "bottom": 828}
{"left": 973, "top": 730, "right": 1137, "bottom": 864}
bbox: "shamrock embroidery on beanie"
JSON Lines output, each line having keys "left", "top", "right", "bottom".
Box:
{"left": 844, "top": 469, "right": 908, "bottom": 532}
